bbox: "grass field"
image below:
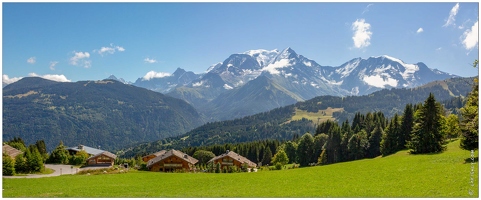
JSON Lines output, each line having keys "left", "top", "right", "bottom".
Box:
{"left": 291, "top": 107, "right": 344, "bottom": 122}
{"left": 2, "top": 140, "right": 478, "bottom": 197}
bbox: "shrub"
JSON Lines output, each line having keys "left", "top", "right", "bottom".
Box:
{"left": 275, "top": 162, "right": 282, "bottom": 170}
{"left": 3, "top": 154, "right": 15, "bottom": 176}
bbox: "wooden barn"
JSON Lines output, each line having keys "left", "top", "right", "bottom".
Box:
{"left": 146, "top": 149, "right": 198, "bottom": 172}
{"left": 67, "top": 145, "right": 117, "bottom": 166}
{"left": 209, "top": 150, "right": 257, "bottom": 169}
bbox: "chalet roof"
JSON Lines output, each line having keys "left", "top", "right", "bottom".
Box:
{"left": 146, "top": 149, "right": 198, "bottom": 168}
{"left": 142, "top": 150, "right": 166, "bottom": 159}
{"left": 2, "top": 144, "right": 23, "bottom": 158}
{"left": 67, "top": 145, "right": 104, "bottom": 156}
{"left": 88, "top": 151, "right": 117, "bottom": 160}
{"left": 209, "top": 150, "right": 257, "bottom": 168}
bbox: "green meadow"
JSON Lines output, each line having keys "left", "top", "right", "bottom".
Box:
{"left": 2, "top": 140, "right": 478, "bottom": 198}
{"left": 291, "top": 107, "right": 344, "bottom": 122}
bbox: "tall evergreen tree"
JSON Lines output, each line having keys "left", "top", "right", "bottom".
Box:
{"left": 460, "top": 61, "right": 478, "bottom": 150}
{"left": 347, "top": 130, "right": 368, "bottom": 160}
{"left": 283, "top": 141, "right": 298, "bottom": 164}
{"left": 262, "top": 147, "right": 272, "bottom": 166}
{"left": 366, "top": 125, "right": 383, "bottom": 158}
{"left": 407, "top": 93, "right": 446, "bottom": 154}
{"left": 313, "top": 133, "right": 329, "bottom": 162}
{"left": 380, "top": 114, "right": 401, "bottom": 156}
{"left": 326, "top": 125, "right": 342, "bottom": 163}
{"left": 400, "top": 103, "right": 414, "bottom": 149}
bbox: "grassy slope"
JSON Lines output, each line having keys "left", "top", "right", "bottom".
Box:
{"left": 292, "top": 107, "right": 344, "bottom": 122}
{"left": 2, "top": 140, "right": 478, "bottom": 197}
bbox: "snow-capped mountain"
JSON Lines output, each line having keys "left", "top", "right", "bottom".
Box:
{"left": 135, "top": 47, "right": 458, "bottom": 121}
{"left": 132, "top": 68, "right": 201, "bottom": 93}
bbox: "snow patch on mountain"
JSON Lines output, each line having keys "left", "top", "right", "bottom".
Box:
{"left": 223, "top": 84, "right": 233, "bottom": 90}
{"left": 243, "top": 49, "right": 279, "bottom": 67}
{"left": 262, "top": 59, "right": 292, "bottom": 75}
{"left": 401, "top": 63, "right": 419, "bottom": 79}
{"left": 363, "top": 74, "right": 398, "bottom": 88}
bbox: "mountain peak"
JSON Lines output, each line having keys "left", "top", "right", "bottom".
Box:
{"left": 371, "top": 55, "right": 405, "bottom": 64}
{"left": 173, "top": 68, "right": 187, "bottom": 76}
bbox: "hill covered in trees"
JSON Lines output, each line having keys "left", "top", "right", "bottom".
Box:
{"left": 118, "top": 77, "right": 474, "bottom": 158}
{"left": 3, "top": 77, "right": 204, "bottom": 152}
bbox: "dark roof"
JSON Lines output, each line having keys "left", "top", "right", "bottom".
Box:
{"left": 146, "top": 149, "right": 198, "bottom": 168}
{"left": 2, "top": 144, "right": 23, "bottom": 158}
{"left": 88, "top": 151, "right": 117, "bottom": 160}
{"left": 209, "top": 151, "right": 257, "bottom": 168}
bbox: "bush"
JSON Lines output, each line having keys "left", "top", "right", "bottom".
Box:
{"left": 275, "top": 162, "right": 283, "bottom": 170}
{"left": 3, "top": 154, "right": 15, "bottom": 176}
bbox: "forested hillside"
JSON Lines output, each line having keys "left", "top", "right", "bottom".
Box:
{"left": 118, "top": 77, "right": 474, "bottom": 158}
{"left": 3, "top": 77, "right": 204, "bottom": 151}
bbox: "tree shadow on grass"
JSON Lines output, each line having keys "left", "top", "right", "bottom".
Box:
{"left": 464, "top": 157, "right": 478, "bottom": 164}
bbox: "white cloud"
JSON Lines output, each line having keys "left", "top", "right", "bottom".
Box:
{"left": 461, "top": 20, "right": 479, "bottom": 51}
{"left": 142, "top": 71, "right": 171, "bottom": 80}
{"left": 144, "top": 58, "right": 157, "bottom": 64}
{"left": 443, "top": 3, "right": 459, "bottom": 27}
{"left": 69, "top": 51, "right": 91, "bottom": 68}
{"left": 416, "top": 28, "right": 424, "bottom": 33}
{"left": 94, "top": 43, "right": 125, "bottom": 56}
{"left": 351, "top": 19, "right": 372, "bottom": 49}
{"left": 28, "top": 73, "right": 71, "bottom": 82}
{"left": 3, "top": 74, "right": 23, "bottom": 85}
{"left": 436, "top": 47, "right": 442, "bottom": 51}
{"left": 362, "top": 4, "right": 373, "bottom": 15}
{"left": 49, "top": 61, "right": 59, "bottom": 70}
{"left": 27, "top": 57, "right": 36, "bottom": 64}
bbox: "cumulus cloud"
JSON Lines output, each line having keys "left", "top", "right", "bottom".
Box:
{"left": 443, "top": 3, "right": 459, "bottom": 27}
{"left": 416, "top": 28, "right": 424, "bottom": 33}
{"left": 28, "top": 73, "right": 71, "bottom": 82}
{"left": 94, "top": 43, "right": 125, "bottom": 56}
{"left": 142, "top": 71, "right": 171, "bottom": 80}
{"left": 461, "top": 20, "right": 478, "bottom": 51}
{"left": 70, "top": 51, "right": 91, "bottom": 68}
{"left": 3, "top": 74, "right": 23, "bottom": 85}
{"left": 49, "top": 61, "right": 59, "bottom": 70}
{"left": 27, "top": 57, "right": 36, "bottom": 64}
{"left": 352, "top": 19, "right": 372, "bottom": 49}
{"left": 144, "top": 58, "right": 157, "bottom": 64}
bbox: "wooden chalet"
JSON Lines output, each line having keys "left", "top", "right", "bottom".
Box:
{"left": 146, "top": 149, "right": 198, "bottom": 172}
{"left": 67, "top": 145, "right": 117, "bottom": 166}
{"left": 2, "top": 144, "right": 23, "bottom": 158}
{"left": 209, "top": 150, "right": 257, "bottom": 169}
{"left": 142, "top": 150, "right": 166, "bottom": 162}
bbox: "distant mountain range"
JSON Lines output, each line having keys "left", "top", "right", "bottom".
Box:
{"left": 128, "top": 48, "right": 457, "bottom": 121}
{"left": 3, "top": 77, "right": 204, "bottom": 151}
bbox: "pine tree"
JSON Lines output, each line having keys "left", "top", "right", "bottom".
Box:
{"left": 326, "top": 125, "right": 342, "bottom": 163}
{"left": 367, "top": 125, "right": 383, "bottom": 158}
{"left": 262, "top": 147, "right": 272, "bottom": 166}
{"left": 380, "top": 114, "right": 401, "bottom": 156}
{"left": 460, "top": 61, "right": 478, "bottom": 150}
{"left": 284, "top": 141, "right": 298, "bottom": 164}
{"left": 400, "top": 104, "right": 414, "bottom": 149}
{"left": 347, "top": 130, "right": 368, "bottom": 160}
{"left": 408, "top": 93, "right": 446, "bottom": 154}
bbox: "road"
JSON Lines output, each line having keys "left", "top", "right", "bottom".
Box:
{"left": 2, "top": 164, "right": 109, "bottom": 179}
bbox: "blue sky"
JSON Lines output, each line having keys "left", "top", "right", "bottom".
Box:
{"left": 2, "top": 2, "right": 479, "bottom": 84}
